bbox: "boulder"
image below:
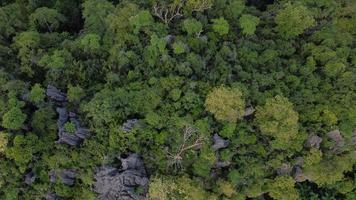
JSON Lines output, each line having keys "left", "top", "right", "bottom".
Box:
{"left": 277, "top": 163, "right": 292, "bottom": 175}
{"left": 75, "top": 128, "right": 90, "bottom": 139}
{"left": 94, "top": 154, "right": 148, "bottom": 200}
{"left": 59, "top": 169, "right": 76, "bottom": 186}
{"left": 49, "top": 170, "right": 56, "bottom": 183}
{"left": 24, "top": 171, "right": 36, "bottom": 185}
{"left": 352, "top": 129, "right": 356, "bottom": 145}
{"left": 56, "top": 132, "right": 82, "bottom": 146}
{"left": 122, "top": 119, "right": 139, "bottom": 133}
{"left": 327, "top": 130, "right": 345, "bottom": 153}
{"left": 327, "top": 130, "right": 343, "bottom": 142}
{"left": 45, "top": 193, "right": 59, "bottom": 200}
{"left": 214, "top": 161, "right": 231, "bottom": 168}
{"left": 292, "top": 165, "right": 305, "bottom": 182}
{"left": 56, "top": 107, "right": 68, "bottom": 127}
{"left": 243, "top": 106, "right": 255, "bottom": 117}
{"left": 212, "top": 134, "right": 229, "bottom": 151}
{"left": 305, "top": 134, "right": 322, "bottom": 149}
{"left": 46, "top": 85, "right": 66, "bottom": 102}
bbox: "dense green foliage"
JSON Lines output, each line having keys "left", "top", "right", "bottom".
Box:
{"left": 0, "top": 0, "right": 355, "bottom": 199}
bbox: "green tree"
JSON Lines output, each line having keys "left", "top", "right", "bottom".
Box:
{"left": 211, "top": 17, "right": 229, "bottom": 36}
{"left": 205, "top": 86, "right": 245, "bottom": 123}
{"left": 6, "top": 133, "right": 42, "bottom": 172}
{"left": 67, "top": 85, "right": 85, "bottom": 102}
{"left": 28, "top": 83, "right": 45, "bottom": 104}
{"left": 182, "top": 18, "right": 203, "bottom": 36}
{"left": 239, "top": 14, "right": 260, "bottom": 35}
{"left": 275, "top": 3, "right": 315, "bottom": 39}
{"left": 29, "top": 7, "right": 66, "bottom": 32}
{"left": 129, "top": 10, "right": 153, "bottom": 34}
{"left": 2, "top": 107, "right": 26, "bottom": 130}
{"left": 268, "top": 176, "right": 299, "bottom": 200}
{"left": 82, "top": 0, "right": 114, "bottom": 35}
{"left": 0, "top": 132, "right": 8, "bottom": 153}
{"left": 80, "top": 34, "right": 101, "bottom": 53}
{"left": 255, "top": 95, "right": 299, "bottom": 150}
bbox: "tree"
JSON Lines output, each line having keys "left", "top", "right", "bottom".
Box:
{"left": 6, "top": 133, "right": 41, "bottom": 172}
{"left": 28, "top": 83, "right": 45, "bottom": 104}
{"left": 255, "top": 95, "right": 300, "bottom": 150}
{"left": 129, "top": 10, "right": 153, "bottom": 34}
{"left": 2, "top": 107, "right": 26, "bottom": 130}
{"left": 182, "top": 18, "right": 203, "bottom": 36}
{"left": 205, "top": 86, "right": 245, "bottom": 123}
{"left": 0, "top": 132, "right": 8, "bottom": 153}
{"left": 82, "top": 0, "right": 115, "bottom": 35}
{"left": 267, "top": 176, "right": 300, "bottom": 200}
{"left": 185, "top": 0, "right": 213, "bottom": 12}
{"left": 239, "top": 14, "right": 260, "bottom": 35}
{"left": 29, "top": 7, "right": 66, "bottom": 32}
{"left": 211, "top": 17, "right": 229, "bottom": 36}
{"left": 80, "top": 34, "right": 101, "bottom": 53}
{"left": 275, "top": 3, "right": 315, "bottom": 39}
{"left": 67, "top": 85, "right": 85, "bottom": 102}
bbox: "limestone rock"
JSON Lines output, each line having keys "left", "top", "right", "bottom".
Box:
{"left": 59, "top": 169, "right": 76, "bottom": 186}
{"left": 243, "top": 106, "right": 255, "bottom": 117}
{"left": 122, "top": 119, "right": 139, "bottom": 133}
{"left": 277, "top": 163, "right": 292, "bottom": 175}
{"left": 327, "top": 130, "right": 343, "bottom": 143}
{"left": 46, "top": 85, "right": 66, "bottom": 102}
{"left": 56, "top": 132, "right": 82, "bottom": 146}
{"left": 305, "top": 134, "right": 322, "bottom": 149}
{"left": 212, "top": 134, "right": 229, "bottom": 151}
{"left": 45, "top": 193, "right": 59, "bottom": 200}
{"left": 24, "top": 171, "right": 36, "bottom": 185}
{"left": 94, "top": 153, "right": 148, "bottom": 200}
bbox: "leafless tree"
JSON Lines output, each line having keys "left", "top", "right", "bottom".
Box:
{"left": 166, "top": 125, "right": 204, "bottom": 169}
{"left": 152, "top": 2, "right": 183, "bottom": 25}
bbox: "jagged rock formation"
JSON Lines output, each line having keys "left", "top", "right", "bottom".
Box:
{"left": 327, "top": 130, "right": 344, "bottom": 153}
{"left": 212, "top": 134, "right": 231, "bottom": 168}
{"left": 94, "top": 153, "right": 149, "bottom": 200}
{"left": 24, "top": 171, "right": 36, "bottom": 185}
{"left": 46, "top": 85, "right": 67, "bottom": 102}
{"left": 49, "top": 170, "right": 56, "bottom": 183}
{"left": 55, "top": 107, "right": 90, "bottom": 146}
{"left": 122, "top": 119, "right": 140, "bottom": 133}
{"left": 305, "top": 134, "right": 322, "bottom": 149}
{"left": 292, "top": 157, "right": 305, "bottom": 182}
{"left": 277, "top": 163, "right": 292, "bottom": 175}
{"left": 352, "top": 129, "right": 356, "bottom": 145}
{"left": 45, "top": 193, "right": 59, "bottom": 200}
{"left": 59, "top": 169, "right": 77, "bottom": 186}
{"left": 45, "top": 85, "right": 90, "bottom": 146}
{"left": 243, "top": 106, "right": 255, "bottom": 117}
{"left": 212, "top": 134, "right": 229, "bottom": 151}
{"left": 48, "top": 169, "right": 77, "bottom": 186}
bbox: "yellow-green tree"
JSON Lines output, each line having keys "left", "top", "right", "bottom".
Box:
{"left": 205, "top": 86, "right": 245, "bottom": 123}
{"left": 255, "top": 95, "right": 299, "bottom": 150}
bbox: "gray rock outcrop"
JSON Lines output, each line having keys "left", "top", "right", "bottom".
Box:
{"left": 327, "top": 130, "right": 345, "bottom": 153}
{"left": 46, "top": 85, "right": 67, "bottom": 102}
{"left": 305, "top": 134, "right": 322, "bottom": 149}
{"left": 55, "top": 107, "right": 90, "bottom": 146}
{"left": 212, "top": 134, "right": 229, "bottom": 151}
{"left": 243, "top": 106, "right": 255, "bottom": 117}
{"left": 45, "top": 193, "right": 59, "bottom": 200}
{"left": 24, "top": 171, "right": 36, "bottom": 185}
{"left": 94, "top": 153, "right": 149, "bottom": 200}
{"left": 59, "top": 169, "right": 77, "bottom": 186}
{"left": 122, "top": 119, "right": 139, "bottom": 133}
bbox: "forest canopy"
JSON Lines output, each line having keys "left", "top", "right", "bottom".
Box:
{"left": 0, "top": 0, "right": 355, "bottom": 200}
